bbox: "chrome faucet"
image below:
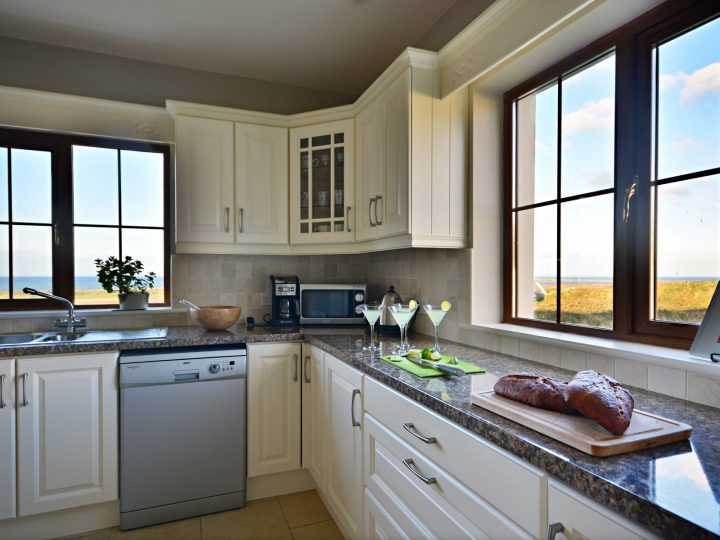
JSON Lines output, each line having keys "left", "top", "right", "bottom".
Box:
{"left": 22, "top": 288, "right": 87, "bottom": 331}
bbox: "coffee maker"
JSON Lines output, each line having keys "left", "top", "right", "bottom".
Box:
{"left": 270, "top": 275, "right": 300, "bottom": 326}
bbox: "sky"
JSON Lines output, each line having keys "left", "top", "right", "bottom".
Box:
{"left": 521, "top": 15, "right": 719, "bottom": 280}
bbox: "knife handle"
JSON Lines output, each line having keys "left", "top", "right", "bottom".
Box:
{"left": 434, "top": 363, "right": 465, "bottom": 377}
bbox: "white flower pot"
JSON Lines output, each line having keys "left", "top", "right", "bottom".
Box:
{"left": 118, "top": 292, "right": 149, "bottom": 310}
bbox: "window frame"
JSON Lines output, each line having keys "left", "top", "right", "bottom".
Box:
{"left": 0, "top": 126, "right": 172, "bottom": 311}
{"left": 502, "top": 0, "right": 720, "bottom": 349}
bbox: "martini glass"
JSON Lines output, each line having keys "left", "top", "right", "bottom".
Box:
{"left": 360, "top": 302, "right": 384, "bottom": 353}
{"left": 422, "top": 299, "right": 452, "bottom": 352}
{"left": 389, "top": 303, "right": 418, "bottom": 354}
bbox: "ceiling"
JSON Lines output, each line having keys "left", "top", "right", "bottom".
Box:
{"left": 0, "top": 0, "right": 493, "bottom": 96}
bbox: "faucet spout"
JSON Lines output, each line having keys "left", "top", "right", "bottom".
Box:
{"left": 23, "top": 287, "right": 86, "bottom": 331}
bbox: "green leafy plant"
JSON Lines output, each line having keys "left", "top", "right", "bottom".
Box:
{"left": 94, "top": 256, "right": 156, "bottom": 294}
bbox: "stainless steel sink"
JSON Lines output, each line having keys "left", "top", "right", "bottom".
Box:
{"left": 0, "top": 332, "right": 47, "bottom": 346}
{"left": 0, "top": 328, "right": 168, "bottom": 347}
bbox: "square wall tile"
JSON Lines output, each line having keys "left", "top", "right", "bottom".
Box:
{"left": 587, "top": 353, "right": 615, "bottom": 377}
{"left": 501, "top": 336, "right": 519, "bottom": 357}
{"left": 614, "top": 358, "right": 648, "bottom": 389}
{"left": 518, "top": 340, "right": 540, "bottom": 362}
{"left": 687, "top": 373, "right": 720, "bottom": 408}
{"left": 560, "top": 349, "right": 587, "bottom": 372}
{"left": 648, "top": 365, "right": 687, "bottom": 399}
{"left": 538, "top": 345, "right": 561, "bottom": 367}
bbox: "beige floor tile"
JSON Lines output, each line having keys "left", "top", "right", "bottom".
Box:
{"left": 291, "top": 520, "right": 344, "bottom": 540}
{"left": 278, "top": 490, "right": 332, "bottom": 528}
{"left": 109, "top": 517, "right": 201, "bottom": 540}
{"left": 201, "top": 499, "right": 293, "bottom": 540}
{"left": 59, "top": 531, "right": 110, "bottom": 540}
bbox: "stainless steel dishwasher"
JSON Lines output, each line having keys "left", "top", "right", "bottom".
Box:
{"left": 119, "top": 346, "right": 246, "bottom": 530}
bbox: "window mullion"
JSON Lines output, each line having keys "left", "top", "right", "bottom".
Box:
{"left": 555, "top": 77, "right": 562, "bottom": 325}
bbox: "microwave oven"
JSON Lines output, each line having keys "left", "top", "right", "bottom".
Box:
{"left": 299, "top": 284, "right": 367, "bottom": 325}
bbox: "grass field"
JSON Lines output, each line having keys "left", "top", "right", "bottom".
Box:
{"left": 533, "top": 280, "right": 717, "bottom": 327}
{"left": 0, "top": 289, "right": 164, "bottom": 305}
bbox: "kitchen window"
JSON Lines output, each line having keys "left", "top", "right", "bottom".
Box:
{"left": 0, "top": 127, "right": 171, "bottom": 310}
{"left": 504, "top": 0, "right": 720, "bottom": 348}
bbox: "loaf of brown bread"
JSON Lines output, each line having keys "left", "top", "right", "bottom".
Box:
{"left": 565, "top": 370, "right": 634, "bottom": 435}
{"left": 494, "top": 372, "right": 576, "bottom": 414}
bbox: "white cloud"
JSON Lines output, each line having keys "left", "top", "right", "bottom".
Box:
{"left": 562, "top": 98, "right": 615, "bottom": 134}
{"left": 535, "top": 139, "right": 551, "bottom": 153}
{"left": 660, "top": 63, "right": 720, "bottom": 105}
{"left": 669, "top": 136, "right": 705, "bottom": 152}
{"left": 580, "top": 171, "right": 613, "bottom": 189}
{"left": 660, "top": 183, "right": 690, "bottom": 200}
{"left": 659, "top": 72, "right": 687, "bottom": 90}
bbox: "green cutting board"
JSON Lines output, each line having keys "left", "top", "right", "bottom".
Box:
{"left": 380, "top": 354, "right": 485, "bottom": 377}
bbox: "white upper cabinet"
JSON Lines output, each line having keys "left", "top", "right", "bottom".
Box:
{"left": 235, "top": 123, "right": 288, "bottom": 244}
{"left": 0, "top": 359, "right": 15, "bottom": 521}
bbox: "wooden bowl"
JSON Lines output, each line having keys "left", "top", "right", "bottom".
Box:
{"left": 188, "top": 305, "right": 242, "bottom": 331}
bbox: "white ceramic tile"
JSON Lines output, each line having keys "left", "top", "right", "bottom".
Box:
{"left": 484, "top": 333, "right": 500, "bottom": 352}
{"left": 517, "top": 340, "right": 540, "bottom": 362}
{"left": 614, "top": 358, "right": 648, "bottom": 389}
{"left": 538, "top": 344, "right": 561, "bottom": 367}
{"left": 647, "top": 365, "right": 687, "bottom": 399}
{"left": 501, "top": 336, "right": 519, "bottom": 357}
{"left": 686, "top": 373, "right": 720, "bottom": 408}
{"left": 560, "top": 349, "right": 587, "bottom": 372}
{"left": 587, "top": 353, "right": 615, "bottom": 377}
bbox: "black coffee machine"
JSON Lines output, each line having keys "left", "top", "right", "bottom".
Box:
{"left": 270, "top": 275, "right": 300, "bottom": 326}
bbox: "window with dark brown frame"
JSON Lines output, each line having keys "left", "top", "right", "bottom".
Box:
{"left": 503, "top": 0, "right": 720, "bottom": 349}
{"left": 0, "top": 127, "right": 171, "bottom": 310}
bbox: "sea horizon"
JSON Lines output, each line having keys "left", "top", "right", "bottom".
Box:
{"left": 1, "top": 275, "right": 165, "bottom": 291}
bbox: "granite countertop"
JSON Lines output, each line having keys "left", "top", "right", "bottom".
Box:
{"left": 1, "top": 324, "right": 718, "bottom": 537}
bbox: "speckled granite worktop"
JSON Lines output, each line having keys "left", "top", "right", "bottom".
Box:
{"left": 1, "top": 325, "right": 718, "bottom": 537}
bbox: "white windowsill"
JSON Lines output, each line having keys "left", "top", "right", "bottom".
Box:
{"left": 0, "top": 307, "right": 186, "bottom": 320}
{"left": 461, "top": 322, "right": 720, "bottom": 377}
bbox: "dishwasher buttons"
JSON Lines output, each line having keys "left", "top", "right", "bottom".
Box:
{"left": 208, "top": 363, "right": 221, "bottom": 374}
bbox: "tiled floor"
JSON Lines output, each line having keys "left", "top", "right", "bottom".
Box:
{"left": 60, "top": 490, "right": 344, "bottom": 540}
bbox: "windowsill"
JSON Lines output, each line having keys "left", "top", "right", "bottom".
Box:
{"left": 0, "top": 307, "right": 185, "bottom": 319}
{"left": 461, "top": 322, "right": 720, "bottom": 376}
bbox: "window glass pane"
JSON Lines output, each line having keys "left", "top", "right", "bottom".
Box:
{"left": 12, "top": 225, "right": 52, "bottom": 295}
{"left": 655, "top": 175, "right": 720, "bottom": 323}
{"left": 561, "top": 54, "right": 615, "bottom": 198}
{"left": 0, "top": 225, "right": 7, "bottom": 299}
{"left": 560, "top": 194, "right": 614, "bottom": 328}
{"left": 516, "top": 206, "right": 557, "bottom": 321}
{"left": 11, "top": 149, "right": 52, "bottom": 224}
{"left": 312, "top": 135, "right": 331, "bottom": 146}
{"left": 334, "top": 133, "right": 344, "bottom": 144}
{"left": 122, "top": 228, "right": 164, "bottom": 303}
{"left": 73, "top": 145, "right": 119, "bottom": 225}
{"left": 121, "top": 150, "right": 164, "bottom": 227}
{"left": 0, "top": 148, "right": 7, "bottom": 222}
{"left": 657, "top": 17, "right": 720, "bottom": 179}
{"left": 74, "top": 227, "right": 119, "bottom": 306}
{"left": 516, "top": 84, "right": 558, "bottom": 207}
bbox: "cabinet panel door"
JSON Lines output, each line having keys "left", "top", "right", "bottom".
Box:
{"left": 176, "top": 116, "right": 235, "bottom": 243}
{"left": 354, "top": 103, "right": 381, "bottom": 242}
{"left": 302, "top": 345, "right": 326, "bottom": 489}
{"left": 235, "top": 123, "right": 288, "bottom": 244}
{"left": 0, "top": 359, "right": 15, "bottom": 520}
{"left": 325, "top": 354, "right": 363, "bottom": 539}
{"left": 247, "top": 343, "right": 301, "bottom": 478}
{"left": 17, "top": 353, "right": 118, "bottom": 516}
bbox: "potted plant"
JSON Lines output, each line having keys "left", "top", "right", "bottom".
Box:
{"left": 94, "top": 255, "right": 157, "bottom": 310}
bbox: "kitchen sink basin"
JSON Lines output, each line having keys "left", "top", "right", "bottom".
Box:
{"left": 0, "top": 328, "right": 168, "bottom": 347}
{"left": 0, "top": 332, "right": 47, "bottom": 346}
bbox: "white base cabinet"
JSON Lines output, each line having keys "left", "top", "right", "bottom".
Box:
{"left": 0, "top": 359, "right": 16, "bottom": 521}
{"left": 301, "top": 344, "right": 326, "bottom": 489}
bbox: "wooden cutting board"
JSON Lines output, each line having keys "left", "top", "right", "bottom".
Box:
{"left": 469, "top": 375, "right": 692, "bottom": 457}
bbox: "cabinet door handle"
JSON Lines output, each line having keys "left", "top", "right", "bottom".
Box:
{"left": 350, "top": 388, "right": 361, "bottom": 427}
{"left": 239, "top": 208, "right": 245, "bottom": 233}
{"left": 369, "top": 197, "right": 376, "bottom": 227}
{"left": 402, "top": 422, "right": 437, "bottom": 444}
{"left": 0, "top": 374, "right": 5, "bottom": 409}
{"left": 402, "top": 458, "right": 436, "bottom": 485}
{"left": 304, "top": 355, "right": 311, "bottom": 383}
{"left": 21, "top": 373, "right": 29, "bottom": 406}
{"left": 346, "top": 206, "right": 352, "bottom": 233}
{"left": 375, "top": 194, "right": 382, "bottom": 225}
{"left": 546, "top": 522, "right": 565, "bottom": 540}
{"left": 293, "top": 354, "right": 299, "bottom": 382}
{"left": 224, "top": 207, "right": 230, "bottom": 233}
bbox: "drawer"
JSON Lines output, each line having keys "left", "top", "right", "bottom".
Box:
{"left": 364, "top": 377, "right": 545, "bottom": 537}
{"left": 365, "top": 413, "right": 533, "bottom": 540}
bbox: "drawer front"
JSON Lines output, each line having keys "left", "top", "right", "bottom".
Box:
{"left": 365, "top": 413, "right": 532, "bottom": 540}
{"left": 364, "top": 377, "right": 545, "bottom": 537}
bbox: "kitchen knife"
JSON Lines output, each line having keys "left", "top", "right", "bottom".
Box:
{"left": 406, "top": 355, "right": 465, "bottom": 377}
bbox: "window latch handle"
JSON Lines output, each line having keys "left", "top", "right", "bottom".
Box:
{"left": 622, "top": 176, "right": 638, "bottom": 224}
{"left": 53, "top": 224, "right": 60, "bottom": 246}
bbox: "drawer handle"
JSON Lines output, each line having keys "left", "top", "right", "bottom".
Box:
{"left": 351, "top": 388, "right": 361, "bottom": 427}
{"left": 293, "top": 354, "right": 299, "bottom": 382}
{"left": 21, "top": 373, "right": 29, "bottom": 406}
{"left": 369, "top": 197, "right": 376, "bottom": 227}
{"left": 402, "top": 422, "right": 437, "bottom": 444}
{"left": 402, "top": 458, "right": 436, "bottom": 485}
{"left": 304, "top": 355, "right": 311, "bottom": 383}
{"left": 546, "top": 522, "right": 565, "bottom": 540}
{"left": 0, "top": 373, "right": 5, "bottom": 408}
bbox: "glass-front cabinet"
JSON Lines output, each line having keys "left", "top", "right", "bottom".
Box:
{"left": 290, "top": 119, "right": 354, "bottom": 244}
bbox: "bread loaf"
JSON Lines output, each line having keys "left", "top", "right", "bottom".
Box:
{"left": 494, "top": 372, "right": 576, "bottom": 414}
{"left": 565, "top": 370, "right": 634, "bottom": 435}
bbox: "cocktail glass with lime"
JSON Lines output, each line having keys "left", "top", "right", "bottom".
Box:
{"left": 389, "top": 301, "right": 418, "bottom": 353}
{"left": 422, "top": 300, "right": 452, "bottom": 352}
{"left": 360, "top": 302, "right": 384, "bottom": 353}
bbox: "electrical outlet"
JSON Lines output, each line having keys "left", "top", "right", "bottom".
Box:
{"left": 261, "top": 293, "right": 272, "bottom": 306}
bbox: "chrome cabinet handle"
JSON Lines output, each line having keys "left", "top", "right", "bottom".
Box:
{"left": 622, "top": 176, "right": 638, "bottom": 224}
{"left": 369, "top": 197, "right": 376, "bottom": 227}
{"left": 375, "top": 194, "right": 382, "bottom": 225}
{"left": 224, "top": 207, "right": 230, "bottom": 233}
{"left": 0, "top": 374, "right": 5, "bottom": 408}
{"left": 21, "top": 373, "right": 29, "bottom": 406}
{"left": 304, "top": 355, "right": 311, "bottom": 383}
{"left": 402, "top": 422, "right": 437, "bottom": 444}
{"left": 239, "top": 208, "right": 245, "bottom": 233}
{"left": 351, "top": 388, "right": 361, "bottom": 427}
{"left": 293, "top": 354, "right": 298, "bottom": 382}
{"left": 546, "top": 522, "right": 565, "bottom": 540}
{"left": 402, "top": 458, "right": 436, "bottom": 485}
{"left": 346, "top": 206, "right": 352, "bottom": 233}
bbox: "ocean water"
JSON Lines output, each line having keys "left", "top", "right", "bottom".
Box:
{"left": 1, "top": 276, "right": 164, "bottom": 292}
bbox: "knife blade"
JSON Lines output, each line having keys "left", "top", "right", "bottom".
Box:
{"left": 406, "top": 355, "right": 465, "bottom": 377}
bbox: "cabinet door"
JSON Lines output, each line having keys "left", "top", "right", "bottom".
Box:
{"left": 17, "top": 353, "right": 118, "bottom": 516}
{"left": 355, "top": 102, "right": 381, "bottom": 242}
{"left": 0, "top": 359, "right": 15, "bottom": 520}
{"left": 301, "top": 344, "right": 326, "bottom": 489}
{"left": 290, "top": 120, "right": 355, "bottom": 244}
{"left": 176, "top": 115, "right": 235, "bottom": 244}
{"left": 247, "top": 343, "right": 301, "bottom": 478}
{"left": 235, "top": 123, "right": 288, "bottom": 244}
{"left": 325, "top": 354, "right": 363, "bottom": 539}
